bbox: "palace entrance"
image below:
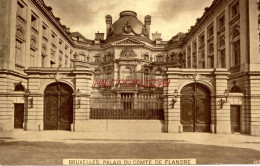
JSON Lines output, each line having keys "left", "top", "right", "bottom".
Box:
{"left": 44, "top": 82, "right": 73, "bottom": 131}
{"left": 181, "top": 83, "right": 211, "bottom": 132}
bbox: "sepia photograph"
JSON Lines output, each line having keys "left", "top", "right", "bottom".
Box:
{"left": 0, "top": 0, "right": 260, "bottom": 165}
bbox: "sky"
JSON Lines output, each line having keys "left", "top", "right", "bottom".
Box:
{"left": 45, "top": 0, "right": 214, "bottom": 41}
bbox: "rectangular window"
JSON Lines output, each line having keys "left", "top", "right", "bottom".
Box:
{"left": 219, "top": 49, "right": 226, "bottom": 68}
{"left": 42, "top": 24, "right": 48, "bottom": 38}
{"left": 51, "top": 33, "right": 56, "bottom": 44}
{"left": 31, "top": 13, "right": 38, "bottom": 30}
{"left": 208, "top": 56, "right": 214, "bottom": 68}
{"left": 51, "top": 49, "right": 55, "bottom": 60}
{"left": 15, "top": 40, "right": 23, "bottom": 67}
{"left": 233, "top": 40, "right": 240, "bottom": 66}
{"left": 199, "top": 34, "right": 205, "bottom": 45}
{"left": 208, "top": 25, "right": 214, "bottom": 38}
{"left": 17, "top": 1, "right": 26, "bottom": 19}
{"left": 30, "top": 49, "right": 36, "bottom": 67}
{"left": 231, "top": 1, "right": 239, "bottom": 18}
{"left": 218, "top": 15, "right": 225, "bottom": 29}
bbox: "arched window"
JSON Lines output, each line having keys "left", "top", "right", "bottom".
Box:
{"left": 155, "top": 70, "right": 163, "bottom": 80}
{"left": 94, "top": 68, "right": 102, "bottom": 81}
{"left": 122, "top": 67, "right": 132, "bottom": 80}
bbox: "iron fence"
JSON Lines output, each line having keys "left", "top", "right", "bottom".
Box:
{"left": 89, "top": 94, "right": 164, "bottom": 120}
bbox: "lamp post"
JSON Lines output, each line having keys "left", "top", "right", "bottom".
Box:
{"left": 171, "top": 89, "right": 178, "bottom": 109}
{"left": 219, "top": 89, "right": 229, "bottom": 109}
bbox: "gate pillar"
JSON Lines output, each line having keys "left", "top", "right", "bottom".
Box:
{"left": 72, "top": 68, "right": 92, "bottom": 132}
{"left": 164, "top": 70, "right": 182, "bottom": 133}
{"left": 214, "top": 69, "right": 231, "bottom": 134}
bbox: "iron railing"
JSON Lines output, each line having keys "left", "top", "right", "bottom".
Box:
{"left": 89, "top": 94, "right": 164, "bottom": 120}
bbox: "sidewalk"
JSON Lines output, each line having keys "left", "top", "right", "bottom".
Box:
{"left": 1, "top": 130, "right": 260, "bottom": 151}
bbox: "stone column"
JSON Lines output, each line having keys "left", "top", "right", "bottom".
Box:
{"left": 214, "top": 68, "right": 231, "bottom": 134}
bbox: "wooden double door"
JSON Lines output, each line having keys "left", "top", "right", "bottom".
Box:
{"left": 181, "top": 83, "right": 211, "bottom": 132}
{"left": 44, "top": 83, "right": 73, "bottom": 131}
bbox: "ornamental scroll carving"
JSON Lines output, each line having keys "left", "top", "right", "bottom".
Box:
{"left": 120, "top": 47, "right": 137, "bottom": 57}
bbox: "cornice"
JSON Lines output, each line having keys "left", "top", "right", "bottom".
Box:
{"left": 32, "top": 0, "right": 75, "bottom": 46}
{"left": 181, "top": 0, "right": 226, "bottom": 46}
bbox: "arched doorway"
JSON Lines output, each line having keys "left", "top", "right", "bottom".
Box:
{"left": 44, "top": 82, "right": 73, "bottom": 130}
{"left": 180, "top": 83, "right": 211, "bottom": 132}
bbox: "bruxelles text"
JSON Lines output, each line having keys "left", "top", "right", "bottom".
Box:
{"left": 92, "top": 79, "right": 170, "bottom": 88}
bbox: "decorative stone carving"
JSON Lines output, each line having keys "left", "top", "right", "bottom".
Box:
{"left": 120, "top": 47, "right": 137, "bottom": 57}
{"left": 30, "top": 35, "right": 37, "bottom": 48}
{"left": 230, "top": 81, "right": 241, "bottom": 93}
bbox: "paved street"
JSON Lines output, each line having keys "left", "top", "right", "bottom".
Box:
{"left": 0, "top": 131, "right": 260, "bottom": 165}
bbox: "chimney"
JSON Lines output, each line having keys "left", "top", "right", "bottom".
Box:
{"left": 152, "top": 31, "right": 162, "bottom": 44}
{"left": 152, "top": 31, "right": 161, "bottom": 40}
{"left": 95, "top": 31, "right": 104, "bottom": 43}
{"left": 105, "top": 15, "right": 112, "bottom": 38}
{"left": 66, "top": 28, "right": 70, "bottom": 33}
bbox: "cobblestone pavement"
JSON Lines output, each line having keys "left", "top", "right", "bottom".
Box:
{"left": 0, "top": 131, "right": 260, "bottom": 165}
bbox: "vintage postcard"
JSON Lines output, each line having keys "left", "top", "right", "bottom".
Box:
{"left": 0, "top": 0, "right": 260, "bottom": 165}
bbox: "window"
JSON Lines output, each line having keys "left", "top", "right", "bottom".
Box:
{"left": 17, "top": 1, "right": 26, "bottom": 19}
{"left": 144, "top": 69, "right": 149, "bottom": 81}
{"left": 94, "top": 68, "right": 102, "bottom": 81}
{"left": 94, "top": 56, "right": 100, "bottom": 62}
{"left": 51, "top": 49, "right": 55, "bottom": 60}
{"left": 31, "top": 13, "right": 38, "bottom": 30}
{"left": 156, "top": 55, "right": 163, "bottom": 62}
{"left": 208, "top": 56, "right": 214, "bottom": 68}
{"left": 219, "top": 49, "right": 226, "bottom": 68}
{"left": 218, "top": 15, "right": 225, "bottom": 29}
{"left": 155, "top": 70, "right": 163, "bottom": 80}
{"left": 199, "top": 34, "right": 205, "bottom": 45}
{"left": 30, "top": 49, "right": 36, "bottom": 67}
{"left": 123, "top": 67, "right": 132, "bottom": 80}
{"left": 15, "top": 40, "right": 24, "bottom": 67}
{"left": 42, "top": 24, "right": 48, "bottom": 38}
{"left": 231, "top": 1, "right": 239, "bottom": 18}
{"left": 41, "top": 55, "right": 45, "bottom": 67}
{"left": 50, "top": 60, "right": 55, "bottom": 68}
{"left": 59, "top": 51, "right": 63, "bottom": 66}
{"left": 106, "top": 68, "right": 113, "bottom": 80}
{"left": 208, "top": 25, "right": 214, "bottom": 38}
{"left": 51, "top": 33, "right": 56, "bottom": 44}
{"left": 233, "top": 40, "right": 240, "bottom": 66}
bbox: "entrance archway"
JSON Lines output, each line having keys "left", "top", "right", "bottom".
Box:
{"left": 180, "top": 83, "right": 211, "bottom": 132}
{"left": 44, "top": 82, "right": 73, "bottom": 130}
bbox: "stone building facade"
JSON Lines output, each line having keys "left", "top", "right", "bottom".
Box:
{"left": 0, "top": 0, "right": 259, "bottom": 136}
